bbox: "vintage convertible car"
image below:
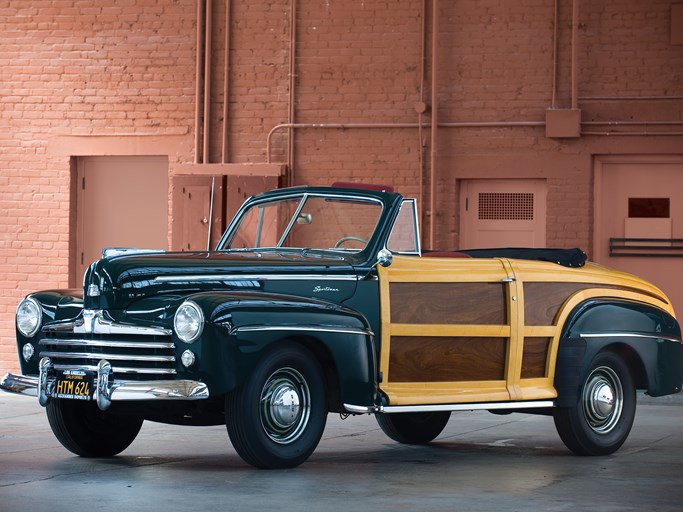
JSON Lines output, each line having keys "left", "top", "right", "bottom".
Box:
{"left": 2, "top": 184, "right": 682, "bottom": 468}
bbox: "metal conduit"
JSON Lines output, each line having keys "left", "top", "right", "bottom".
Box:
{"left": 221, "top": 0, "right": 231, "bottom": 163}
{"left": 194, "top": 0, "right": 205, "bottom": 164}
{"left": 429, "top": 0, "right": 439, "bottom": 249}
{"left": 203, "top": 0, "right": 213, "bottom": 164}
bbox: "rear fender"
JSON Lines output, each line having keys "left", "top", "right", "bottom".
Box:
{"left": 554, "top": 299, "right": 682, "bottom": 406}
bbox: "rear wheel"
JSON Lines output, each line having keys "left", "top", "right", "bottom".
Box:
{"left": 554, "top": 351, "right": 636, "bottom": 455}
{"left": 225, "top": 343, "right": 327, "bottom": 469}
{"left": 376, "top": 411, "right": 451, "bottom": 444}
{"left": 46, "top": 399, "right": 143, "bottom": 457}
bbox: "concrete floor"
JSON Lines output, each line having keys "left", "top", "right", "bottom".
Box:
{"left": 1, "top": 392, "right": 682, "bottom": 512}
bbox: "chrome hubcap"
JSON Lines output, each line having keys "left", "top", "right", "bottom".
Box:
{"left": 271, "top": 382, "right": 301, "bottom": 427}
{"left": 583, "top": 366, "right": 623, "bottom": 434}
{"left": 260, "top": 368, "right": 310, "bottom": 444}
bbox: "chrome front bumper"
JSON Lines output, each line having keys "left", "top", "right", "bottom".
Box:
{"left": 1, "top": 357, "right": 209, "bottom": 411}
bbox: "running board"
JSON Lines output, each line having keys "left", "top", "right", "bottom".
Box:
{"left": 344, "top": 400, "right": 555, "bottom": 414}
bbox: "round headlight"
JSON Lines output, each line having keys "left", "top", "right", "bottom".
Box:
{"left": 174, "top": 301, "right": 204, "bottom": 343}
{"left": 17, "top": 298, "right": 42, "bottom": 337}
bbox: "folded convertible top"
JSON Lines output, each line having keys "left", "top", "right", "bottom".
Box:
{"left": 460, "top": 247, "right": 588, "bottom": 268}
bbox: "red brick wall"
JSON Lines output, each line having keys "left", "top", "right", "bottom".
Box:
{"left": 0, "top": 0, "right": 197, "bottom": 371}
{"left": 1, "top": 0, "right": 682, "bottom": 374}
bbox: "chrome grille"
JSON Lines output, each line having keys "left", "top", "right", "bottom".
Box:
{"left": 39, "top": 332, "right": 177, "bottom": 379}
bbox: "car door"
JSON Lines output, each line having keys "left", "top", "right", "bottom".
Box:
{"left": 377, "top": 255, "right": 523, "bottom": 406}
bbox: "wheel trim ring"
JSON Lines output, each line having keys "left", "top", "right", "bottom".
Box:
{"left": 582, "top": 366, "right": 623, "bottom": 434}
{"left": 259, "top": 367, "right": 311, "bottom": 445}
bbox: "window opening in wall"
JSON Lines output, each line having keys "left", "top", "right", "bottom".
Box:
{"left": 478, "top": 192, "right": 534, "bottom": 221}
{"left": 628, "top": 198, "right": 670, "bottom": 218}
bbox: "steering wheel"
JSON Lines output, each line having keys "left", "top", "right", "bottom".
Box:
{"left": 333, "top": 236, "right": 368, "bottom": 248}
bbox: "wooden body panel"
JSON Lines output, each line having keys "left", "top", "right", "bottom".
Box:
{"left": 378, "top": 255, "right": 674, "bottom": 406}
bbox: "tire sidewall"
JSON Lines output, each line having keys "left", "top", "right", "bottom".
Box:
{"left": 46, "top": 399, "right": 143, "bottom": 457}
{"left": 227, "top": 343, "right": 327, "bottom": 468}
{"left": 376, "top": 411, "right": 451, "bottom": 444}
{"left": 568, "top": 351, "right": 636, "bottom": 455}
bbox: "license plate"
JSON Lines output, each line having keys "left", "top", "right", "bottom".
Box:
{"left": 54, "top": 369, "right": 94, "bottom": 400}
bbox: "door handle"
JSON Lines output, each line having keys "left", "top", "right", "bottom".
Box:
{"left": 501, "top": 277, "right": 515, "bottom": 283}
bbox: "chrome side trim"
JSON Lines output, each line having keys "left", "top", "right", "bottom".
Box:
{"left": 342, "top": 401, "right": 555, "bottom": 415}
{"left": 43, "top": 309, "right": 172, "bottom": 336}
{"left": 379, "top": 401, "right": 555, "bottom": 414}
{"left": 580, "top": 332, "right": 682, "bottom": 344}
{"left": 235, "top": 325, "right": 375, "bottom": 337}
{"left": 153, "top": 273, "right": 359, "bottom": 283}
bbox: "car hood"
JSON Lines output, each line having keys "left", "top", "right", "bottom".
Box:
{"left": 83, "top": 250, "right": 359, "bottom": 310}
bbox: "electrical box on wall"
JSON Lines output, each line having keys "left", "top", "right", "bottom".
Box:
{"left": 545, "top": 109, "right": 582, "bottom": 138}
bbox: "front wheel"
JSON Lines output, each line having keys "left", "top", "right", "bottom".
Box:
{"left": 376, "top": 411, "right": 451, "bottom": 444}
{"left": 553, "top": 351, "right": 636, "bottom": 455}
{"left": 225, "top": 343, "right": 327, "bottom": 469}
{"left": 46, "top": 399, "right": 143, "bottom": 457}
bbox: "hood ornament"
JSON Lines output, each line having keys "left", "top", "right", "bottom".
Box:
{"left": 81, "top": 309, "right": 98, "bottom": 334}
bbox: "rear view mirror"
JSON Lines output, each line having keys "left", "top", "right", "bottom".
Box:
{"left": 297, "top": 213, "right": 312, "bottom": 225}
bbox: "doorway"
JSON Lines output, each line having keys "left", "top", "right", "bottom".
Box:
{"left": 171, "top": 174, "right": 280, "bottom": 252}
{"left": 459, "top": 179, "right": 547, "bottom": 249}
{"left": 75, "top": 156, "right": 169, "bottom": 280}
{"left": 594, "top": 155, "right": 683, "bottom": 313}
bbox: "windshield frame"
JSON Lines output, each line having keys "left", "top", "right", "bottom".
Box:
{"left": 216, "top": 190, "right": 386, "bottom": 255}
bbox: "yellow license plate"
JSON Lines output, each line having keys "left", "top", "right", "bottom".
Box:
{"left": 54, "top": 369, "right": 94, "bottom": 400}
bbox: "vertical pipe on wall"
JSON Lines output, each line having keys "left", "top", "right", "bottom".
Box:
{"left": 221, "top": 0, "right": 231, "bottom": 163}
{"left": 429, "top": 0, "right": 438, "bottom": 249}
{"left": 571, "top": 0, "right": 579, "bottom": 110}
{"left": 288, "top": 0, "right": 297, "bottom": 186}
{"left": 195, "top": 0, "right": 205, "bottom": 163}
{"left": 203, "top": 0, "right": 213, "bottom": 164}
{"left": 551, "top": 0, "right": 558, "bottom": 108}
{"left": 417, "top": 0, "right": 427, "bottom": 239}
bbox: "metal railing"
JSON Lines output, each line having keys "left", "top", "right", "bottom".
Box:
{"left": 609, "top": 238, "right": 683, "bottom": 258}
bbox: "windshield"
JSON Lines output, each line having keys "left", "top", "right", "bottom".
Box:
{"left": 222, "top": 194, "right": 383, "bottom": 252}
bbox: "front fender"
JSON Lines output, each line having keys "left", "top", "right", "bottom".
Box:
{"left": 187, "top": 291, "right": 377, "bottom": 409}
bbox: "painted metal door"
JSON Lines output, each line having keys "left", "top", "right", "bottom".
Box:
{"left": 594, "top": 156, "right": 683, "bottom": 314}
{"left": 171, "top": 175, "right": 279, "bottom": 251}
{"left": 76, "top": 156, "right": 168, "bottom": 280}
{"left": 171, "top": 176, "right": 224, "bottom": 252}
{"left": 459, "top": 179, "right": 547, "bottom": 249}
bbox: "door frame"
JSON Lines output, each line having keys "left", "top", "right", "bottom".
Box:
{"left": 593, "top": 154, "right": 683, "bottom": 263}
{"left": 73, "top": 155, "right": 169, "bottom": 285}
